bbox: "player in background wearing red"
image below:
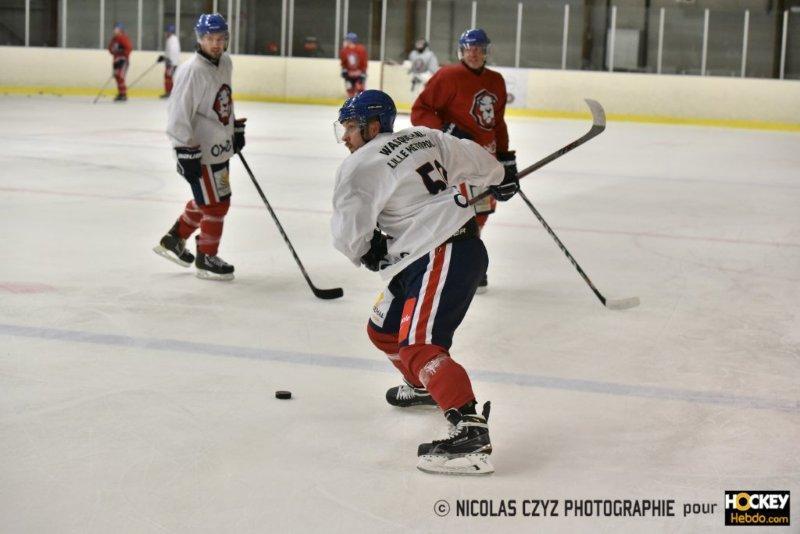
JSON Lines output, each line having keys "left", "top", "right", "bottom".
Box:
{"left": 339, "top": 32, "right": 368, "bottom": 97}
{"left": 411, "top": 28, "right": 517, "bottom": 293}
{"left": 107, "top": 22, "right": 133, "bottom": 102}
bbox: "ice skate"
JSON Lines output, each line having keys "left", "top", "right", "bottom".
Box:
{"left": 195, "top": 251, "right": 234, "bottom": 281}
{"left": 475, "top": 273, "right": 488, "bottom": 294}
{"left": 417, "top": 401, "right": 493, "bottom": 476}
{"left": 386, "top": 380, "right": 437, "bottom": 408}
{"left": 153, "top": 224, "right": 194, "bottom": 267}
{"left": 114, "top": 94, "right": 127, "bottom": 102}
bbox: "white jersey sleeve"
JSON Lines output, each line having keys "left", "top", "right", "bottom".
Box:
{"left": 331, "top": 126, "right": 503, "bottom": 279}
{"left": 331, "top": 157, "right": 396, "bottom": 266}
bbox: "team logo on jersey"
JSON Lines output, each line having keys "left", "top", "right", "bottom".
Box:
{"left": 469, "top": 89, "right": 498, "bottom": 130}
{"left": 213, "top": 84, "right": 233, "bottom": 125}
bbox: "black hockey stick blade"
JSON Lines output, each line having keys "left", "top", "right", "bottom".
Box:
{"left": 312, "top": 286, "right": 345, "bottom": 300}
{"left": 237, "top": 152, "right": 344, "bottom": 300}
{"left": 469, "top": 99, "right": 606, "bottom": 206}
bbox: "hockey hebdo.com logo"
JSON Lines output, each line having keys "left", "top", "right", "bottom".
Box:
{"left": 724, "top": 491, "right": 790, "bottom": 526}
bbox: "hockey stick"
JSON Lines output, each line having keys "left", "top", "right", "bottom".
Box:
{"left": 237, "top": 152, "right": 344, "bottom": 300}
{"left": 468, "top": 98, "right": 607, "bottom": 206}
{"left": 126, "top": 61, "right": 161, "bottom": 90}
{"left": 92, "top": 75, "right": 114, "bottom": 104}
{"left": 516, "top": 190, "right": 639, "bottom": 310}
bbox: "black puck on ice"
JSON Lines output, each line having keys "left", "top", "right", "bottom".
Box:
{"left": 275, "top": 390, "right": 292, "bottom": 400}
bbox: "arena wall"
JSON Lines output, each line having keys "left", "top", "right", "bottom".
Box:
{"left": 1, "top": 46, "right": 798, "bottom": 130}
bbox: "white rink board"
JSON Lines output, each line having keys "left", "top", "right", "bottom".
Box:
{"left": 0, "top": 96, "right": 798, "bottom": 533}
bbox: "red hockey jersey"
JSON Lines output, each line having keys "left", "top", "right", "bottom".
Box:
{"left": 339, "top": 44, "right": 368, "bottom": 76}
{"left": 411, "top": 62, "right": 509, "bottom": 155}
{"left": 108, "top": 33, "right": 133, "bottom": 59}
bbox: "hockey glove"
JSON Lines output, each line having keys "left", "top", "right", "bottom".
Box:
{"left": 175, "top": 147, "right": 202, "bottom": 183}
{"left": 360, "top": 229, "right": 388, "bottom": 272}
{"left": 497, "top": 150, "right": 518, "bottom": 184}
{"left": 233, "top": 118, "right": 247, "bottom": 152}
{"left": 340, "top": 68, "right": 348, "bottom": 79}
{"left": 157, "top": 55, "right": 166, "bottom": 63}
{"left": 489, "top": 151, "right": 519, "bottom": 202}
{"left": 441, "top": 123, "right": 473, "bottom": 141}
{"left": 113, "top": 58, "right": 127, "bottom": 71}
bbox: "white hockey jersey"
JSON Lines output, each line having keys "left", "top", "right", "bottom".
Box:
{"left": 408, "top": 48, "right": 439, "bottom": 75}
{"left": 165, "top": 34, "right": 181, "bottom": 66}
{"left": 331, "top": 126, "right": 504, "bottom": 280}
{"left": 166, "top": 52, "right": 235, "bottom": 165}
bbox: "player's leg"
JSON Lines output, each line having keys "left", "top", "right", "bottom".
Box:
{"left": 396, "top": 236, "right": 494, "bottom": 474}
{"left": 113, "top": 59, "right": 128, "bottom": 101}
{"left": 367, "top": 277, "right": 437, "bottom": 407}
{"left": 162, "top": 64, "right": 174, "bottom": 98}
{"left": 194, "top": 161, "right": 234, "bottom": 280}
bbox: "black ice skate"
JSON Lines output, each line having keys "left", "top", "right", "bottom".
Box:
{"left": 114, "top": 94, "right": 127, "bottom": 102}
{"left": 195, "top": 251, "right": 234, "bottom": 281}
{"left": 417, "top": 401, "right": 494, "bottom": 476}
{"left": 476, "top": 273, "right": 488, "bottom": 294}
{"left": 386, "top": 380, "right": 437, "bottom": 408}
{"left": 153, "top": 223, "right": 194, "bottom": 267}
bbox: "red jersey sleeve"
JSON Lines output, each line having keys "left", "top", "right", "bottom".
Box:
{"left": 494, "top": 81, "right": 509, "bottom": 154}
{"left": 410, "top": 69, "right": 453, "bottom": 130}
{"left": 120, "top": 34, "right": 133, "bottom": 57}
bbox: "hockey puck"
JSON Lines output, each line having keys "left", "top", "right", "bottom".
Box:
{"left": 275, "top": 390, "right": 292, "bottom": 400}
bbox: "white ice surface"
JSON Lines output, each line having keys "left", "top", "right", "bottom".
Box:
{"left": 1, "top": 96, "right": 798, "bottom": 533}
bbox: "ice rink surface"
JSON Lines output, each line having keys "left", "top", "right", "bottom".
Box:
{"left": 1, "top": 95, "right": 798, "bottom": 533}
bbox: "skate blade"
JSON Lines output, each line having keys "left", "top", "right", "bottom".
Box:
{"left": 195, "top": 269, "right": 234, "bottom": 281}
{"left": 417, "top": 453, "right": 494, "bottom": 476}
{"left": 152, "top": 245, "right": 191, "bottom": 268}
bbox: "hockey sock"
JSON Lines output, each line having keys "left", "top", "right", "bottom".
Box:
{"left": 197, "top": 200, "right": 230, "bottom": 255}
{"left": 367, "top": 322, "right": 421, "bottom": 387}
{"left": 176, "top": 200, "right": 202, "bottom": 239}
{"left": 401, "top": 344, "right": 475, "bottom": 410}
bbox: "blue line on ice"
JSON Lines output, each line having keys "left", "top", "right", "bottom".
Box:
{"left": 1, "top": 323, "right": 797, "bottom": 414}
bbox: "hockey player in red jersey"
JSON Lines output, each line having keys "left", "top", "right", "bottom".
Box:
{"left": 411, "top": 28, "right": 517, "bottom": 292}
{"left": 339, "top": 32, "right": 368, "bottom": 97}
{"left": 107, "top": 22, "right": 133, "bottom": 102}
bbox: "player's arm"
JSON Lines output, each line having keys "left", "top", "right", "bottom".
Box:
{"left": 428, "top": 52, "right": 439, "bottom": 73}
{"left": 495, "top": 81, "right": 510, "bottom": 154}
{"left": 410, "top": 71, "right": 450, "bottom": 129}
{"left": 166, "top": 69, "right": 203, "bottom": 185}
{"left": 331, "top": 160, "right": 394, "bottom": 267}
{"left": 122, "top": 35, "right": 133, "bottom": 56}
{"left": 431, "top": 129, "right": 504, "bottom": 189}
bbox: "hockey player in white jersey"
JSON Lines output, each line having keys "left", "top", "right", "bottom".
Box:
{"left": 406, "top": 38, "right": 439, "bottom": 95}
{"left": 331, "top": 90, "right": 519, "bottom": 475}
{"left": 158, "top": 23, "right": 181, "bottom": 98}
{"left": 153, "top": 13, "right": 246, "bottom": 281}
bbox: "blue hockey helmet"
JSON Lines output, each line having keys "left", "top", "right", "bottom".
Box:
{"left": 114, "top": 22, "right": 125, "bottom": 31}
{"left": 344, "top": 32, "right": 358, "bottom": 43}
{"left": 338, "top": 90, "right": 396, "bottom": 134}
{"left": 458, "top": 28, "right": 490, "bottom": 50}
{"left": 195, "top": 13, "right": 229, "bottom": 41}
{"left": 166, "top": 23, "right": 176, "bottom": 34}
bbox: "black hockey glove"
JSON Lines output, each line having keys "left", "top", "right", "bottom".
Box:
{"left": 157, "top": 54, "right": 166, "bottom": 63}
{"left": 497, "top": 150, "right": 518, "bottom": 184}
{"left": 113, "top": 58, "right": 126, "bottom": 71}
{"left": 489, "top": 151, "right": 519, "bottom": 202}
{"left": 233, "top": 118, "right": 247, "bottom": 152}
{"left": 441, "top": 123, "right": 473, "bottom": 140}
{"left": 340, "top": 68, "right": 348, "bottom": 79}
{"left": 175, "top": 146, "right": 202, "bottom": 183}
{"left": 360, "top": 229, "right": 388, "bottom": 272}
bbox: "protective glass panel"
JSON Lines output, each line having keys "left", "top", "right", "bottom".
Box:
{"left": 239, "top": 0, "right": 281, "bottom": 55}
{"left": 292, "top": 0, "right": 335, "bottom": 58}
{"left": 66, "top": 0, "right": 100, "bottom": 48}
{"left": 659, "top": 5, "right": 704, "bottom": 75}
{"left": 1, "top": 1, "right": 24, "bottom": 46}
{"left": 29, "top": 0, "right": 58, "bottom": 47}
{"left": 519, "top": 0, "right": 567, "bottom": 69}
